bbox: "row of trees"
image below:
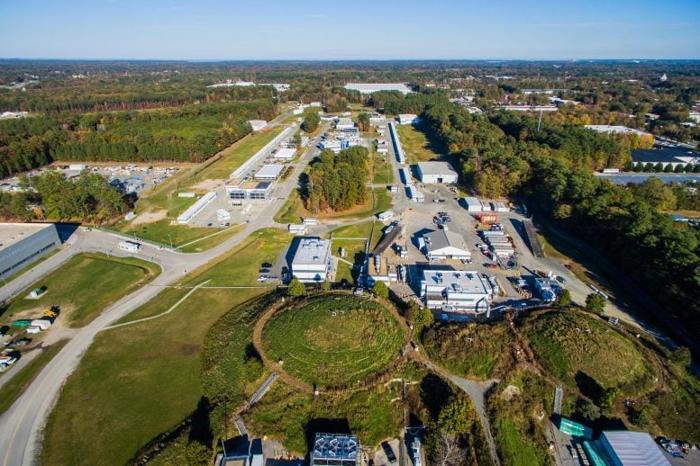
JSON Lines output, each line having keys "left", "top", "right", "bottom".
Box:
{"left": 304, "top": 147, "right": 369, "bottom": 213}
{"left": 418, "top": 100, "right": 700, "bottom": 342}
{"left": 0, "top": 170, "right": 127, "bottom": 223}
{"left": 0, "top": 99, "right": 277, "bottom": 178}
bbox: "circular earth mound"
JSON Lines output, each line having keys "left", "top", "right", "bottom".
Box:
{"left": 261, "top": 294, "right": 406, "bottom": 388}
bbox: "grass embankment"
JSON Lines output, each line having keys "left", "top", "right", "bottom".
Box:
{"left": 524, "top": 311, "right": 656, "bottom": 395}
{"left": 245, "top": 379, "right": 404, "bottom": 454}
{"left": 395, "top": 122, "right": 442, "bottom": 163}
{"left": 0, "top": 340, "right": 68, "bottom": 414}
{"left": 275, "top": 188, "right": 392, "bottom": 224}
{"left": 262, "top": 295, "right": 405, "bottom": 387}
{"left": 3, "top": 253, "right": 160, "bottom": 328}
{"left": 42, "top": 229, "right": 290, "bottom": 466}
{"left": 489, "top": 370, "right": 554, "bottom": 466}
{"left": 422, "top": 322, "right": 514, "bottom": 380}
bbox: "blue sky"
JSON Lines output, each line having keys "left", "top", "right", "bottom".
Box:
{"left": 1, "top": 0, "right": 698, "bottom": 60}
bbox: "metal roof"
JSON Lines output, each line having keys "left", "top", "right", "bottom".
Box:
{"left": 292, "top": 237, "right": 331, "bottom": 266}
{"left": 417, "top": 161, "right": 458, "bottom": 176}
{"left": 254, "top": 164, "right": 285, "bottom": 180}
{"left": 0, "top": 223, "right": 56, "bottom": 251}
{"left": 632, "top": 148, "right": 698, "bottom": 164}
{"left": 424, "top": 229, "right": 468, "bottom": 253}
{"left": 600, "top": 431, "right": 671, "bottom": 466}
{"left": 312, "top": 433, "right": 359, "bottom": 461}
{"left": 343, "top": 83, "right": 411, "bottom": 94}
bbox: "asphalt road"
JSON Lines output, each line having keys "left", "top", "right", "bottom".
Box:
{"left": 0, "top": 130, "right": 324, "bottom": 466}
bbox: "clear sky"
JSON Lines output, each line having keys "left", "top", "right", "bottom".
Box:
{"left": 1, "top": 0, "right": 698, "bottom": 60}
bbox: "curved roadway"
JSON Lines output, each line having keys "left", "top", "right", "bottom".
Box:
{"left": 0, "top": 133, "right": 322, "bottom": 466}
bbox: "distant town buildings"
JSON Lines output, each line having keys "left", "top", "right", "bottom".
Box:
{"left": 343, "top": 83, "right": 412, "bottom": 95}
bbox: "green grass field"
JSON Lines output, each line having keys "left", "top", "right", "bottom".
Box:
{"left": 116, "top": 219, "right": 223, "bottom": 248}
{"left": 524, "top": 311, "right": 656, "bottom": 396}
{"left": 423, "top": 322, "right": 514, "bottom": 380}
{"left": 3, "top": 253, "right": 160, "bottom": 328}
{"left": 0, "top": 340, "right": 68, "bottom": 414}
{"left": 193, "top": 126, "right": 284, "bottom": 181}
{"left": 262, "top": 295, "right": 405, "bottom": 387}
{"left": 372, "top": 153, "right": 394, "bottom": 184}
{"left": 395, "top": 123, "right": 441, "bottom": 163}
{"left": 41, "top": 229, "right": 290, "bottom": 466}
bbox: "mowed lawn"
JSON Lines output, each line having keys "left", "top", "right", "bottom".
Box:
{"left": 275, "top": 188, "right": 392, "bottom": 224}
{"left": 395, "top": 123, "right": 441, "bottom": 163}
{"left": 42, "top": 229, "right": 291, "bottom": 466}
{"left": 262, "top": 295, "right": 405, "bottom": 387}
{"left": 194, "top": 126, "right": 284, "bottom": 181}
{"left": 4, "top": 253, "right": 161, "bottom": 328}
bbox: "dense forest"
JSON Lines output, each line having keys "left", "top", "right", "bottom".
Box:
{"left": 304, "top": 146, "right": 369, "bottom": 213}
{"left": 418, "top": 101, "right": 700, "bottom": 344}
{"left": 0, "top": 99, "right": 277, "bottom": 178}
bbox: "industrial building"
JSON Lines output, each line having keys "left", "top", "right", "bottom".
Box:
{"left": 582, "top": 431, "right": 671, "bottom": 466}
{"left": 420, "top": 229, "right": 471, "bottom": 261}
{"left": 0, "top": 223, "right": 61, "bottom": 279}
{"left": 343, "top": 83, "right": 412, "bottom": 95}
{"left": 311, "top": 433, "right": 360, "bottom": 466}
{"left": 177, "top": 191, "right": 217, "bottom": 224}
{"left": 420, "top": 269, "right": 495, "bottom": 316}
{"left": 254, "top": 164, "right": 285, "bottom": 181}
{"left": 273, "top": 147, "right": 296, "bottom": 160}
{"left": 216, "top": 437, "right": 264, "bottom": 466}
{"left": 290, "top": 237, "right": 333, "bottom": 283}
{"left": 335, "top": 117, "right": 355, "bottom": 131}
{"left": 631, "top": 147, "right": 700, "bottom": 170}
{"left": 464, "top": 197, "right": 485, "bottom": 212}
{"left": 388, "top": 122, "right": 407, "bottom": 164}
{"left": 247, "top": 120, "right": 268, "bottom": 132}
{"left": 226, "top": 182, "right": 272, "bottom": 201}
{"left": 397, "top": 114, "right": 418, "bottom": 125}
{"left": 416, "top": 162, "right": 459, "bottom": 184}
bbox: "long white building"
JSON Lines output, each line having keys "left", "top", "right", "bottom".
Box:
{"left": 420, "top": 269, "right": 495, "bottom": 316}
{"left": 0, "top": 223, "right": 61, "bottom": 278}
{"left": 177, "top": 191, "right": 216, "bottom": 224}
{"left": 343, "top": 83, "right": 412, "bottom": 95}
{"left": 290, "top": 237, "right": 333, "bottom": 283}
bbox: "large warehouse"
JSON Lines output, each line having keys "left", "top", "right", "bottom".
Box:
{"left": 0, "top": 223, "right": 61, "bottom": 278}
{"left": 416, "top": 162, "right": 459, "bottom": 184}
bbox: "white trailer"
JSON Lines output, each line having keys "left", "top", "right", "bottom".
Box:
{"left": 118, "top": 240, "right": 141, "bottom": 253}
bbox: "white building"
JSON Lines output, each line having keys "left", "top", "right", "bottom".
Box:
{"left": 407, "top": 185, "right": 424, "bottom": 202}
{"left": 376, "top": 139, "right": 389, "bottom": 154}
{"left": 226, "top": 181, "right": 272, "bottom": 201}
{"left": 464, "top": 197, "right": 485, "bottom": 212}
{"left": 177, "top": 191, "right": 217, "bottom": 224}
{"left": 584, "top": 125, "right": 651, "bottom": 138}
{"left": 397, "top": 114, "right": 418, "bottom": 125}
{"left": 388, "top": 122, "right": 406, "bottom": 164}
{"left": 291, "top": 237, "right": 332, "bottom": 283}
{"left": 335, "top": 117, "right": 355, "bottom": 131}
{"left": 421, "top": 229, "right": 471, "bottom": 261}
{"left": 343, "top": 83, "right": 412, "bottom": 95}
{"left": 288, "top": 224, "right": 307, "bottom": 235}
{"left": 216, "top": 209, "right": 231, "bottom": 223}
{"left": 248, "top": 120, "right": 268, "bottom": 132}
{"left": 420, "top": 269, "right": 494, "bottom": 316}
{"left": 0, "top": 223, "right": 61, "bottom": 278}
{"left": 254, "top": 164, "right": 285, "bottom": 181}
{"left": 416, "top": 162, "right": 458, "bottom": 184}
{"left": 118, "top": 240, "right": 141, "bottom": 253}
{"left": 592, "top": 431, "right": 671, "bottom": 466}
{"left": 273, "top": 147, "right": 296, "bottom": 160}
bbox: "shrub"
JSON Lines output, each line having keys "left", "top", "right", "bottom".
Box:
{"left": 585, "top": 293, "right": 606, "bottom": 315}
{"left": 373, "top": 281, "right": 389, "bottom": 299}
{"left": 287, "top": 278, "right": 307, "bottom": 297}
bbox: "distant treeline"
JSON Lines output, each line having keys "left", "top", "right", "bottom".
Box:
{"left": 0, "top": 100, "right": 277, "bottom": 178}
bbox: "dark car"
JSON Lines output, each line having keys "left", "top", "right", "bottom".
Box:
{"left": 381, "top": 442, "right": 397, "bottom": 464}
